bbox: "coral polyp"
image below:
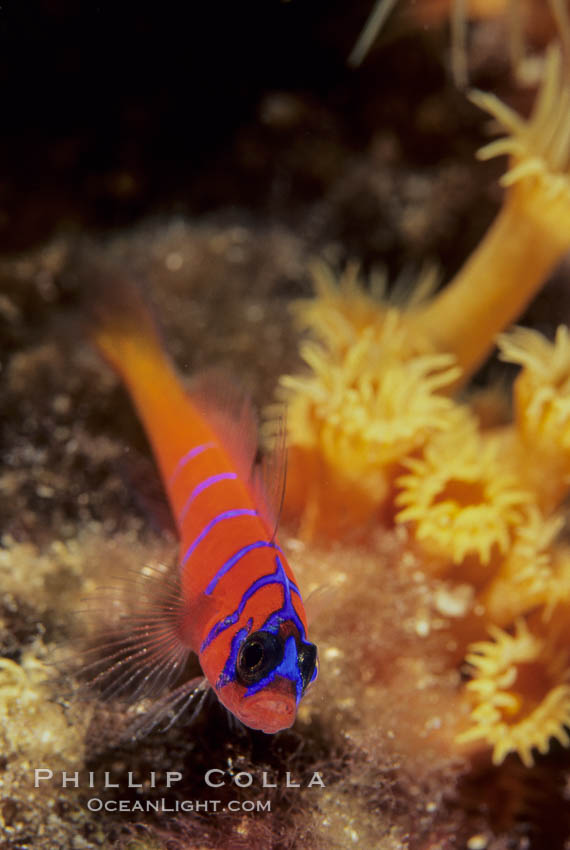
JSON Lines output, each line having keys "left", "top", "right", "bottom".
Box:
{"left": 473, "top": 46, "right": 570, "bottom": 222}
{"left": 457, "top": 620, "right": 570, "bottom": 767}
{"left": 480, "top": 507, "right": 564, "bottom": 625}
{"left": 291, "top": 261, "right": 437, "bottom": 360}
{"left": 498, "top": 324, "right": 570, "bottom": 511}
{"left": 395, "top": 415, "right": 530, "bottom": 566}
{"left": 276, "top": 268, "right": 461, "bottom": 536}
{"left": 281, "top": 337, "right": 460, "bottom": 470}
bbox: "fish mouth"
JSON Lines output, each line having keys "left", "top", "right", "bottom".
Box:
{"left": 238, "top": 681, "right": 297, "bottom": 734}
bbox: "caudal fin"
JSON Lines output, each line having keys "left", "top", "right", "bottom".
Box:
{"left": 65, "top": 245, "right": 163, "bottom": 379}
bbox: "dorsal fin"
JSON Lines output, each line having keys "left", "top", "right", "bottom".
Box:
{"left": 252, "top": 409, "right": 288, "bottom": 538}
{"left": 304, "top": 584, "right": 338, "bottom": 627}
{"left": 188, "top": 368, "right": 258, "bottom": 485}
{"left": 188, "top": 371, "right": 288, "bottom": 537}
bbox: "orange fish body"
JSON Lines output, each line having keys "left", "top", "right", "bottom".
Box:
{"left": 89, "top": 276, "right": 317, "bottom": 733}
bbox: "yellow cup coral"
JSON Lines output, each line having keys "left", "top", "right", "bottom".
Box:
{"left": 457, "top": 618, "right": 570, "bottom": 767}
{"left": 395, "top": 411, "right": 531, "bottom": 566}
{"left": 479, "top": 507, "right": 564, "bottom": 626}
{"left": 542, "top": 545, "right": 570, "bottom": 620}
{"left": 282, "top": 337, "right": 460, "bottom": 470}
{"left": 291, "top": 260, "right": 437, "bottom": 360}
{"left": 278, "top": 43, "right": 570, "bottom": 539}
{"left": 273, "top": 263, "right": 462, "bottom": 537}
{"left": 498, "top": 324, "right": 570, "bottom": 511}
{"left": 272, "top": 38, "right": 570, "bottom": 769}
{"left": 278, "top": 325, "right": 461, "bottom": 537}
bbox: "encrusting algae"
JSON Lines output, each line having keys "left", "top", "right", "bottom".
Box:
{"left": 0, "top": 645, "right": 90, "bottom": 844}
{"left": 276, "top": 40, "right": 570, "bottom": 771}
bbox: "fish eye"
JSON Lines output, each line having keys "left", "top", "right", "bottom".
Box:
{"left": 236, "top": 631, "right": 284, "bottom": 686}
{"left": 297, "top": 642, "right": 318, "bottom": 692}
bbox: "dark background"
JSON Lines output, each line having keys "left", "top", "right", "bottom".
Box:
{"left": 0, "top": 0, "right": 463, "bottom": 254}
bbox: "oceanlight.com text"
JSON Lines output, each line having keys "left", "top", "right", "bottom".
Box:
{"left": 86, "top": 797, "right": 271, "bottom": 813}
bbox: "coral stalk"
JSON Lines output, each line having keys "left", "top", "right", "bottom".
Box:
{"left": 414, "top": 196, "right": 566, "bottom": 379}
{"left": 412, "top": 46, "right": 570, "bottom": 382}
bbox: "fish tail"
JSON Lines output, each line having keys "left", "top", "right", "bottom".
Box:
{"left": 69, "top": 247, "right": 166, "bottom": 384}
{"left": 67, "top": 244, "right": 203, "bottom": 504}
